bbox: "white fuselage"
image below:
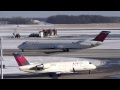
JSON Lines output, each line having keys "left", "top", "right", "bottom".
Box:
{"left": 18, "top": 40, "right": 103, "bottom": 50}
{"left": 19, "top": 61, "right": 96, "bottom": 74}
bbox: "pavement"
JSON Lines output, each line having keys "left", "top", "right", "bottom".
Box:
{"left": 2, "top": 49, "right": 120, "bottom": 79}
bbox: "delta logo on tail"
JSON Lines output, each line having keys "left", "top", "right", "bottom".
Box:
{"left": 13, "top": 53, "right": 30, "bottom": 66}
{"left": 93, "top": 31, "right": 111, "bottom": 42}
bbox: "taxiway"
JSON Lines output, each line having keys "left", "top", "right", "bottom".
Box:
{"left": 2, "top": 49, "right": 120, "bottom": 79}
{"left": 3, "top": 49, "right": 120, "bottom": 58}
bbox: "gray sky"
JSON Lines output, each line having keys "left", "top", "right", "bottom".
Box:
{"left": 0, "top": 11, "right": 120, "bottom": 18}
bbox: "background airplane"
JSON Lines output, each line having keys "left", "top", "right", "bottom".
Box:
{"left": 13, "top": 52, "right": 96, "bottom": 77}
{"left": 18, "top": 31, "right": 110, "bottom": 52}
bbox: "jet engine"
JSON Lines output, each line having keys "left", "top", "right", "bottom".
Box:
{"left": 36, "top": 64, "right": 51, "bottom": 70}
{"left": 36, "top": 64, "right": 44, "bottom": 70}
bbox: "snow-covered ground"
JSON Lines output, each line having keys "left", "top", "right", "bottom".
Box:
{"left": 90, "top": 40, "right": 120, "bottom": 49}
{"left": 1, "top": 29, "right": 120, "bottom": 36}
{"left": 0, "top": 24, "right": 120, "bottom": 36}
{"left": 0, "top": 26, "right": 120, "bottom": 50}
{"left": 0, "top": 25, "right": 120, "bottom": 74}
{"left": 109, "top": 74, "right": 120, "bottom": 79}
{"left": 0, "top": 25, "right": 120, "bottom": 50}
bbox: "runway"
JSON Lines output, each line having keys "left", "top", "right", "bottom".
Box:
{"left": 3, "top": 49, "right": 120, "bottom": 58}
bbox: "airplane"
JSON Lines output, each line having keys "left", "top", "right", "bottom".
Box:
{"left": 13, "top": 52, "right": 96, "bottom": 77}
{"left": 18, "top": 31, "right": 110, "bottom": 52}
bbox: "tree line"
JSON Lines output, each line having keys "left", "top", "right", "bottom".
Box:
{"left": 0, "top": 17, "right": 33, "bottom": 24}
{"left": 0, "top": 17, "right": 46, "bottom": 24}
{"left": 0, "top": 15, "right": 120, "bottom": 24}
{"left": 46, "top": 15, "right": 120, "bottom": 24}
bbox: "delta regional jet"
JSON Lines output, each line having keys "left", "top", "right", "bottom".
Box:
{"left": 13, "top": 52, "right": 96, "bottom": 77}
{"left": 18, "top": 31, "right": 110, "bottom": 52}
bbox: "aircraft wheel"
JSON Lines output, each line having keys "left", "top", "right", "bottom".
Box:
{"left": 89, "top": 70, "right": 91, "bottom": 74}
{"left": 22, "top": 49, "right": 24, "bottom": 52}
{"left": 57, "top": 74, "right": 62, "bottom": 77}
{"left": 67, "top": 49, "right": 69, "bottom": 52}
{"left": 63, "top": 49, "right": 66, "bottom": 52}
{"left": 63, "top": 49, "right": 69, "bottom": 52}
{"left": 49, "top": 73, "right": 58, "bottom": 77}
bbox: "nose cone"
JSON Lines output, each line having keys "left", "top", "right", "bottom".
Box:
{"left": 18, "top": 44, "right": 23, "bottom": 49}
{"left": 92, "top": 65, "right": 96, "bottom": 69}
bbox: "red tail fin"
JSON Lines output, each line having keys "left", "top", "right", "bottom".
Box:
{"left": 93, "top": 31, "right": 110, "bottom": 42}
{"left": 13, "top": 52, "right": 30, "bottom": 66}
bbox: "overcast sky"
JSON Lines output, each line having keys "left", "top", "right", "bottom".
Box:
{"left": 0, "top": 11, "right": 120, "bottom": 18}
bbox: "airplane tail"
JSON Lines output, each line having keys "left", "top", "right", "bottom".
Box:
{"left": 13, "top": 52, "right": 30, "bottom": 66}
{"left": 93, "top": 31, "right": 110, "bottom": 42}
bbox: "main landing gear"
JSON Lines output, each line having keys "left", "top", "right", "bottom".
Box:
{"left": 63, "top": 49, "right": 69, "bottom": 52}
{"left": 89, "top": 70, "right": 91, "bottom": 74}
{"left": 22, "top": 49, "right": 24, "bottom": 52}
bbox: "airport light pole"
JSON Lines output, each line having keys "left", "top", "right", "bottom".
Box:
{"left": 0, "top": 37, "right": 3, "bottom": 79}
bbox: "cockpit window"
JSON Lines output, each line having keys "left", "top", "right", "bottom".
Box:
{"left": 22, "top": 42, "right": 26, "bottom": 45}
{"left": 22, "top": 41, "right": 30, "bottom": 45}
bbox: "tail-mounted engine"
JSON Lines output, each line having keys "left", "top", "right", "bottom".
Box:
{"left": 36, "top": 64, "right": 44, "bottom": 70}
{"left": 36, "top": 63, "right": 51, "bottom": 70}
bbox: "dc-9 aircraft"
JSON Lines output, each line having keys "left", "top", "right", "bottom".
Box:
{"left": 18, "top": 31, "right": 110, "bottom": 52}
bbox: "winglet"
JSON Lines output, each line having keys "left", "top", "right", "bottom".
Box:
{"left": 93, "top": 31, "right": 111, "bottom": 42}
{"left": 13, "top": 52, "right": 30, "bottom": 66}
